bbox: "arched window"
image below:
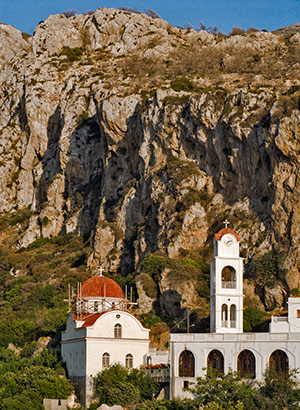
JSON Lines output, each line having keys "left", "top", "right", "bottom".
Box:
{"left": 114, "top": 323, "right": 122, "bottom": 338}
{"left": 102, "top": 352, "right": 110, "bottom": 368}
{"left": 207, "top": 350, "right": 224, "bottom": 374}
{"left": 112, "top": 302, "right": 116, "bottom": 309}
{"left": 221, "top": 304, "right": 228, "bottom": 327}
{"left": 179, "top": 350, "right": 195, "bottom": 377}
{"left": 221, "top": 266, "right": 236, "bottom": 288}
{"left": 237, "top": 350, "right": 255, "bottom": 378}
{"left": 230, "top": 304, "right": 236, "bottom": 328}
{"left": 125, "top": 353, "right": 133, "bottom": 368}
{"left": 94, "top": 301, "right": 98, "bottom": 312}
{"left": 269, "top": 350, "right": 288, "bottom": 374}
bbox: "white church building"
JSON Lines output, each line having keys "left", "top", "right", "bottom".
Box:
{"left": 61, "top": 272, "right": 155, "bottom": 407}
{"left": 170, "top": 227, "right": 300, "bottom": 399}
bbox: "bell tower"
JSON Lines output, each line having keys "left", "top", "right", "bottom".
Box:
{"left": 210, "top": 222, "right": 243, "bottom": 333}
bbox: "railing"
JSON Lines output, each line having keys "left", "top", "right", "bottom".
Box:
{"left": 221, "top": 281, "right": 236, "bottom": 289}
{"left": 272, "top": 316, "right": 288, "bottom": 323}
{"left": 221, "top": 320, "right": 236, "bottom": 328}
{"left": 145, "top": 368, "right": 170, "bottom": 382}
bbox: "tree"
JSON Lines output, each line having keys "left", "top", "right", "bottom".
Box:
{"left": 61, "top": 10, "right": 77, "bottom": 18}
{"left": 188, "top": 370, "right": 261, "bottom": 410}
{"left": 144, "top": 9, "right": 161, "bottom": 19}
{"left": 94, "top": 363, "right": 159, "bottom": 407}
{"left": 259, "top": 366, "right": 300, "bottom": 410}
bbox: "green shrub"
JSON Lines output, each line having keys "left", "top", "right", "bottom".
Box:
{"left": 243, "top": 307, "right": 266, "bottom": 332}
{"left": 107, "top": 382, "right": 140, "bottom": 407}
{"left": 163, "top": 95, "right": 190, "bottom": 105}
{"left": 60, "top": 46, "right": 83, "bottom": 62}
{"left": 28, "top": 238, "right": 49, "bottom": 249}
{"left": 291, "top": 288, "right": 300, "bottom": 297}
{"left": 138, "top": 273, "right": 157, "bottom": 298}
{"left": 94, "top": 364, "right": 158, "bottom": 406}
{"left": 42, "top": 216, "right": 49, "bottom": 226}
{"left": 162, "top": 156, "right": 200, "bottom": 185}
{"left": 250, "top": 251, "right": 287, "bottom": 287}
{"left": 77, "top": 111, "right": 89, "bottom": 126}
{"left": 171, "top": 77, "right": 196, "bottom": 92}
{"left": 139, "top": 311, "right": 163, "bottom": 327}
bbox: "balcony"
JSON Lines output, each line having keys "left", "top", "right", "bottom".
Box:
{"left": 221, "top": 281, "right": 236, "bottom": 289}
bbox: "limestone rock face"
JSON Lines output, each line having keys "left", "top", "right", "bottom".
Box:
{"left": 1, "top": 9, "right": 300, "bottom": 314}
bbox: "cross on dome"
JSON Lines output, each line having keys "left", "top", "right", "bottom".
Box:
{"left": 98, "top": 266, "right": 104, "bottom": 277}
{"left": 223, "top": 219, "right": 229, "bottom": 228}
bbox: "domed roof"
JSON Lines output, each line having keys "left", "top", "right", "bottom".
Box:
{"left": 80, "top": 276, "right": 125, "bottom": 299}
{"left": 215, "top": 228, "right": 240, "bottom": 242}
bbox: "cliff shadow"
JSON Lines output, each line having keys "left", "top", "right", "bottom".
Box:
{"left": 35, "top": 105, "right": 64, "bottom": 209}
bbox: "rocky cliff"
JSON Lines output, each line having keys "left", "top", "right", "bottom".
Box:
{"left": 1, "top": 8, "right": 300, "bottom": 322}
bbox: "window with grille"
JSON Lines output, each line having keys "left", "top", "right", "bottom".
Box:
{"left": 102, "top": 352, "right": 110, "bottom": 368}
{"left": 207, "top": 350, "right": 224, "bottom": 374}
{"left": 179, "top": 350, "right": 195, "bottom": 377}
{"left": 269, "top": 350, "right": 288, "bottom": 373}
{"left": 237, "top": 350, "right": 255, "bottom": 378}
{"left": 125, "top": 353, "right": 133, "bottom": 368}
{"left": 114, "top": 323, "right": 122, "bottom": 338}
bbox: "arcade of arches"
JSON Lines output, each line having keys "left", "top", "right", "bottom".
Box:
{"left": 179, "top": 349, "right": 289, "bottom": 378}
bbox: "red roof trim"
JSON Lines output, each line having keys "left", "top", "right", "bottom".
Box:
{"left": 214, "top": 228, "right": 240, "bottom": 242}
{"left": 81, "top": 313, "right": 105, "bottom": 327}
{"left": 72, "top": 310, "right": 150, "bottom": 330}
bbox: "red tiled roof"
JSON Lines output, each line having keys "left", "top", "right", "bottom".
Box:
{"left": 80, "top": 276, "right": 125, "bottom": 298}
{"left": 81, "top": 313, "right": 105, "bottom": 327}
{"left": 214, "top": 228, "right": 240, "bottom": 242}
{"left": 71, "top": 310, "right": 150, "bottom": 330}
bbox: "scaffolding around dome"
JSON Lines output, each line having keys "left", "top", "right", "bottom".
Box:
{"left": 65, "top": 270, "right": 136, "bottom": 319}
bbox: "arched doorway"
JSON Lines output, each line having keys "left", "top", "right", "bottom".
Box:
{"left": 221, "top": 266, "right": 236, "bottom": 288}
{"left": 179, "top": 350, "right": 195, "bottom": 377}
{"left": 207, "top": 350, "right": 224, "bottom": 374}
{"left": 237, "top": 350, "right": 255, "bottom": 378}
{"left": 269, "top": 350, "right": 288, "bottom": 373}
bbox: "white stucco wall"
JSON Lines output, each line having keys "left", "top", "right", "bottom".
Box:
{"left": 170, "top": 332, "right": 300, "bottom": 399}
{"left": 61, "top": 310, "right": 150, "bottom": 406}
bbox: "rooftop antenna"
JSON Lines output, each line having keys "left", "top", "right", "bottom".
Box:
{"left": 125, "top": 285, "right": 128, "bottom": 300}
{"left": 223, "top": 219, "right": 229, "bottom": 229}
{"left": 130, "top": 287, "right": 133, "bottom": 303}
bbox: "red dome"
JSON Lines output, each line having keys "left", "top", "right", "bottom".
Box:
{"left": 80, "top": 276, "right": 125, "bottom": 298}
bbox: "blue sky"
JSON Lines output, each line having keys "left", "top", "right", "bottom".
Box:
{"left": 1, "top": 0, "right": 299, "bottom": 35}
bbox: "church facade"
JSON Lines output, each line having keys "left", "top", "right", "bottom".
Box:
{"left": 170, "top": 227, "right": 300, "bottom": 399}
{"left": 61, "top": 274, "right": 151, "bottom": 407}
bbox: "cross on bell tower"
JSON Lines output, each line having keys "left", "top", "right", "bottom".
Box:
{"left": 223, "top": 219, "right": 229, "bottom": 228}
